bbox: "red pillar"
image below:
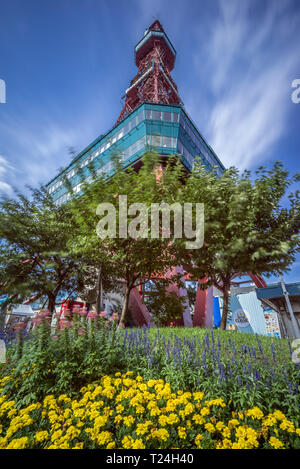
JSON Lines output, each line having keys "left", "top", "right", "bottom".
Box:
{"left": 193, "top": 280, "right": 213, "bottom": 328}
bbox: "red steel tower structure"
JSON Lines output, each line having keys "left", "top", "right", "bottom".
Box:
{"left": 116, "top": 20, "right": 182, "bottom": 125}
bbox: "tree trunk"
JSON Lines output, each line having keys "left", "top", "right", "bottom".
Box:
{"left": 220, "top": 282, "right": 230, "bottom": 330}
{"left": 47, "top": 294, "right": 56, "bottom": 314}
{"left": 96, "top": 266, "right": 102, "bottom": 314}
{"left": 119, "top": 284, "right": 131, "bottom": 329}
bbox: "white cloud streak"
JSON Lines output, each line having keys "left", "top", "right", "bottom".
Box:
{"left": 0, "top": 155, "right": 14, "bottom": 194}
{"left": 192, "top": 0, "right": 300, "bottom": 169}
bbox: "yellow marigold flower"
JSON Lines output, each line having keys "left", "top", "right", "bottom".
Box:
{"left": 236, "top": 426, "right": 247, "bottom": 439}
{"left": 246, "top": 428, "right": 259, "bottom": 447}
{"left": 72, "top": 442, "right": 84, "bottom": 449}
{"left": 206, "top": 398, "right": 226, "bottom": 408}
{"left": 152, "top": 428, "right": 170, "bottom": 442}
{"left": 135, "top": 405, "right": 145, "bottom": 414}
{"left": 200, "top": 407, "right": 210, "bottom": 416}
{"left": 0, "top": 437, "right": 8, "bottom": 449}
{"left": 94, "top": 415, "right": 109, "bottom": 428}
{"left": 107, "top": 442, "right": 116, "bottom": 449}
{"left": 279, "top": 420, "right": 295, "bottom": 433}
{"left": 51, "top": 429, "right": 63, "bottom": 442}
{"left": 167, "top": 413, "right": 179, "bottom": 425}
{"left": 184, "top": 403, "right": 194, "bottom": 416}
{"left": 204, "top": 423, "right": 215, "bottom": 433}
{"left": 6, "top": 437, "right": 29, "bottom": 449}
{"left": 263, "top": 416, "right": 277, "bottom": 427}
{"left": 102, "top": 386, "right": 116, "bottom": 399}
{"left": 147, "top": 379, "right": 156, "bottom": 388}
{"left": 116, "top": 404, "right": 124, "bottom": 414}
{"left": 193, "top": 414, "right": 205, "bottom": 425}
{"left": 193, "top": 391, "right": 204, "bottom": 401}
{"left": 122, "top": 435, "right": 133, "bottom": 449}
{"left": 97, "top": 431, "right": 113, "bottom": 446}
{"left": 195, "top": 434, "right": 202, "bottom": 448}
{"left": 269, "top": 436, "right": 285, "bottom": 449}
{"left": 66, "top": 426, "right": 81, "bottom": 439}
{"left": 114, "top": 415, "right": 122, "bottom": 425}
{"left": 138, "top": 383, "right": 148, "bottom": 392}
{"left": 165, "top": 400, "right": 177, "bottom": 412}
{"left": 158, "top": 415, "right": 168, "bottom": 427}
{"left": 228, "top": 419, "right": 240, "bottom": 429}
{"left": 216, "top": 421, "right": 225, "bottom": 431}
{"left": 35, "top": 431, "right": 49, "bottom": 443}
{"left": 7, "top": 409, "right": 18, "bottom": 418}
{"left": 219, "top": 438, "right": 232, "bottom": 449}
{"left": 272, "top": 410, "right": 286, "bottom": 421}
{"left": 131, "top": 439, "right": 145, "bottom": 449}
{"left": 136, "top": 422, "right": 151, "bottom": 435}
{"left": 123, "top": 415, "right": 135, "bottom": 427}
{"left": 246, "top": 407, "right": 264, "bottom": 420}
{"left": 150, "top": 407, "right": 161, "bottom": 417}
{"left": 177, "top": 426, "right": 187, "bottom": 439}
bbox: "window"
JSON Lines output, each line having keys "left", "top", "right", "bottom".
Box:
{"left": 145, "top": 110, "right": 152, "bottom": 119}
{"left": 131, "top": 117, "right": 137, "bottom": 129}
{"left": 137, "top": 110, "right": 144, "bottom": 123}
{"left": 162, "top": 111, "right": 171, "bottom": 122}
{"left": 163, "top": 136, "right": 172, "bottom": 147}
{"left": 152, "top": 110, "right": 161, "bottom": 121}
{"left": 152, "top": 135, "right": 161, "bottom": 146}
{"left": 173, "top": 113, "right": 179, "bottom": 123}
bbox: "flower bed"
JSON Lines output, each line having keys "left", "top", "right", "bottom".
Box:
{"left": 0, "top": 372, "right": 299, "bottom": 449}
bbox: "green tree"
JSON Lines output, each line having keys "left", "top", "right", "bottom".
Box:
{"left": 143, "top": 279, "right": 186, "bottom": 326}
{"left": 70, "top": 152, "right": 185, "bottom": 328}
{"left": 0, "top": 186, "right": 86, "bottom": 314}
{"left": 182, "top": 161, "right": 300, "bottom": 330}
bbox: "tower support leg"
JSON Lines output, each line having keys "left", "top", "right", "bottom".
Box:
{"left": 193, "top": 280, "right": 213, "bottom": 328}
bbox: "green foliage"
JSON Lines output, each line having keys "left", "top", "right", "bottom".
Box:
{"left": 143, "top": 279, "right": 186, "bottom": 326}
{"left": 69, "top": 152, "right": 185, "bottom": 326}
{"left": 0, "top": 186, "right": 86, "bottom": 313}
{"left": 180, "top": 160, "right": 300, "bottom": 329}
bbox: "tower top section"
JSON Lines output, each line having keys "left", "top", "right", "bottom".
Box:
{"left": 115, "top": 20, "right": 182, "bottom": 125}
{"left": 134, "top": 20, "right": 176, "bottom": 72}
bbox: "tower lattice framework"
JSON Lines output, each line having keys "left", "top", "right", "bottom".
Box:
{"left": 115, "top": 20, "right": 182, "bottom": 125}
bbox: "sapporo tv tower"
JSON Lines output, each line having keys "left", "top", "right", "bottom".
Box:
{"left": 47, "top": 20, "right": 231, "bottom": 327}
{"left": 47, "top": 20, "right": 225, "bottom": 206}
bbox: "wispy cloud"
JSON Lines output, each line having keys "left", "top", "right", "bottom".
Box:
{"left": 190, "top": 0, "right": 300, "bottom": 169}
{"left": 0, "top": 106, "right": 110, "bottom": 194}
{"left": 0, "top": 155, "right": 14, "bottom": 194}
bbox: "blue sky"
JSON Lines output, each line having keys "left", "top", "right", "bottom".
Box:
{"left": 0, "top": 0, "right": 299, "bottom": 283}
